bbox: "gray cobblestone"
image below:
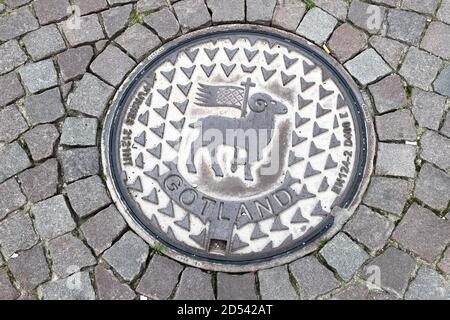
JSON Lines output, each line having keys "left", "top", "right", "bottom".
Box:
{"left": 32, "top": 195, "right": 76, "bottom": 240}
{"left": 296, "top": 7, "right": 337, "bottom": 45}
{"left": 0, "top": 142, "right": 32, "bottom": 184}
{"left": 437, "top": 0, "right": 450, "bottom": 24}
{"left": 101, "top": 4, "right": 133, "bottom": 38}
{"left": 290, "top": 256, "right": 339, "bottom": 299}
{"left": 414, "top": 163, "right": 450, "bottom": 211}
{"left": 369, "top": 74, "right": 407, "bottom": 114}
{"left": 33, "top": 0, "right": 71, "bottom": 25}
{"left": 57, "top": 46, "right": 94, "bottom": 82}
{"left": 18, "top": 60, "right": 58, "bottom": 94}
{"left": 60, "top": 147, "right": 100, "bottom": 183}
{"left": 331, "top": 281, "right": 371, "bottom": 300}
{"left": 375, "top": 110, "right": 417, "bottom": 142}
{"left": 143, "top": 7, "right": 180, "bottom": 41}
{"left": 0, "top": 270, "right": 19, "bottom": 300}
{"left": 402, "top": 0, "right": 440, "bottom": 15}
{"left": 344, "top": 49, "right": 391, "bottom": 86}
{"left": 0, "top": 178, "right": 26, "bottom": 220}
{"left": 49, "top": 233, "right": 96, "bottom": 277}
{"left": 217, "top": 273, "right": 257, "bottom": 300}
{"left": 375, "top": 143, "right": 416, "bottom": 178}
{"left": 24, "top": 88, "right": 65, "bottom": 125}
{"left": 4, "top": 0, "right": 31, "bottom": 8}
{"left": 434, "top": 64, "right": 450, "bottom": 97}
{"left": 116, "top": 24, "right": 161, "bottom": 61}
{"left": 420, "top": 130, "right": 450, "bottom": 171}
{"left": 23, "top": 124, "right": 59, "bottom": 161}
{"left": 60, "top": 14, "right": 105, "bottom": 47}
{"left": 72, "top": 0, "right": 108, "bottom": 15}
{"left": 68, "top": 73, "right": 114, "bottom": 118}
{"left": 420, "top": 22, "right": 450, "bottom": 60}
{"left": 348, "top": 0, "right": 384, "bottom": 34}
{"left": 258, "top": 265, "right": 298, "bottom": 300}
{"left": 314, "top": 0, "right": 348, "bottom": 21}
{"left": 412, "top": 89, "right": 446, "bottom": 130}
{"left": 363, "top": 177, "right": 412, "bottom": 215}
{"left": 137, "top": 254, "right": 184, "bottom": 300}
{"left": 23, "top": 25, "right": 66, "bottom": 61}
{"left": 9, "top": 244, "right": 50, "bottom": 290}
{"left": 272, "top": 1, "right": 305, "bottom": 32}
{"left": 0, "top": 211, "right": 38, "bottom": 258}
{"left": 18, "top": 158, "right": 58, "bottom": 203}
{"left": 80, "top": 205, "right": 127, "bottom": 255}
{"left": 438, "top": 248, "right": 450, "bottom": 274}
{"left": 246, "top": 0, "right": 276, "bottom": 25}
{"left": 0, "top": 7, "right": 39, "bottom": 42}
{"left": 66, "top": 175, "right": 110, "bottom": 218}
{"left": 406, "top": 266, "right": 450, "bottom": 300}
{"left": 442, "top": 113, "right": 450, "bottom": 138}
{"left": 38, "top": 271, "right": 95, "bottom": 300}
{"left": 0, "top": 40, "right": 27, "bottom": 75}
{"left": 174, "top": 267, "right": 215, "bottom": 300}
{"left": 207, "top": 0, "right": 244, "bottom": 23}
{"left": 362, "top": 247, "right": 415, "bottom": 296}
{"left": 369, "top": 36, "right": 407, "bottom": 70}
{"left": 0, "top": 104, "right": 28, "bottom": 144}
{"left": 136, "top": 0, "right": 167, "bottom": 12}
{"left": 60, "top": 117, "right": 98, "bottom": 147}
{"left": 0, "top": 72, "right": 24, "bottom": 108}
{"left": 328, "top": 23, "right": 367, "bottom": 63}
{"left": 344, "top": 205, "right": 394, "bottom": 252}
{"left": 95, "top": 265, "right": 136, "bottom": 300}
{"left": 387, "top": 9, "right": 426, "bottom": 45}
{"left": 102, "top": 231, "right": 149, "bottom": 282}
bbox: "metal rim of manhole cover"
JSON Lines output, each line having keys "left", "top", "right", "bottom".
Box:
{"left": 102, "top": 25, "right": 375, "bottom": 272}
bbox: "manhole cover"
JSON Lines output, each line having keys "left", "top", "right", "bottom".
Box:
{"left": 102, "top": 26, "right": 374, "bottom": 271}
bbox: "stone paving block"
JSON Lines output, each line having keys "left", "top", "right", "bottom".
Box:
{"left": 344, "top": 205, "right": 394, "bottom": 252}
{"left": 49, "top": 233, "right": 97, "bottom": 278}
{"left": 72, "top": 0, "right": 108, "bottom": 15}
{"left": 18, "top": 159, "right": 58, "bottom": 203}
{"left": 375, "top": 143, "right": 416, "bottom": 178}
{"left": 272, "top": 1, "right": 305, "bottom": 32}
{"left": 8, "top": 244, "right": 50, "bottom": 290}
{"left": 368, "top": 74, "right": 407, "bottom": 114}
{"left": 314, "top": 0, "right": 348, "bottom": 20}
{"left": 137, "top": 254, "right": 184, "bottom": 300}
{"left": 60, "top": 147, "right": 100, "bottom": 183}
{"left": 399, "top": 47, "right": 442, "bottom": 91}
{"left": 0, "top": 271, "right": 19, "bottom": 300}
{"left": 420, "top": 22, "right": 450, "bottom": 60}
{"left": 102, "top": 231, "right": 149, "bottom": 282}
{"left": 217, "top": 273, "right": 257, "bottom": 300}
{"left": 143, "top": 7, "right": 180, "bottom": 41}
{"left": 405, "top": 266, "right": 450, "bottom": 300}
{"left": 0, "top": 178, "right": 26, "bottom": 220}
{"left": 206, "top": 0, "right": 245, "bottom": 23}
{"left": 0, "top": 211, "right": 38, "bottom": 258}
{"left": 438, "top": 248, "right": 450, "bottom": 274}
{"left": 348, "top": 0, "right": 384, "bottom": 34}
{"left": 32, "top": 195, "right": 76, "bottom": 240}
{"left": 136, "top": 0, "right": 167, "bottom": 12}
{"left": 437, "top": 0, "right": 450, "bottom": 24}
{"left": 434, "top": 64, "right": 450, "bottom": 97}
{"left": 290, "top": 255, "right": 339, "bottom": 300}
{"left": 0, "top": 7, "right": 39, "bottom": 42}
{"left": 23, "top": 88, "right": 65, "bottom": 125}
{"left": 402, "top": 0, "right": 440, "bottom": 14}
{"left": 66, "top": 175, "right": 111, "bottom": 217}
{"left": 23, "top": 124, "right": 59, "bottom": 162}
{"left": 57, "top": 46, "right": 94, "bottom": 82}
{"left": 420, "top": 130, "right": 450, "bottom": 171}
{"left": 320, "top": 233, "right": 369, "bottom": 281}
{"left": 328, "top": 23, "right": 367, "bottom": 63}
{"left": 344, "top": 49, "right": 391, "bottom": 86}
{"left": 412, "top": 89, "right": 446, "bottom": 130}
{"left": 0, "top": 142, "right": 32, "bottom": 184}
{"left": 60, "top": 14, "right": 105, "bottom": 47}
{"left": 60, "top": 117, "right": 98, "bottom": 147}
{"left": 414, "top": 163, "right": 450, "bottom": 211}
{"left": 296, "top": 7, "right": 338, "bottom": 45}
{"left": 362, "top": 247, "right": 415, "bottom": 296}
{"left": 33, "top": 0, "right": 71, "bottom": 25}
{"left": 393, "top": 203, "right": 450, "bottom": 263}
{"left": 174, "top": 267, "right": 215, "bottom": 300}
{"left": 375, "top": 110, "right": 417, "bottom": 142}
{"left": 0, "top": 104, "right": 28, "bottom": 144}
{"left": 80, "top": 205, "right": 127, "bottom": 255}
{"left": 363, "top": 177, "right": 411, "bottom": 215}
{"left": 387, "top": 9, "right": 426, "bottom": 45}
{"left": 95, "top": 265, "right": 136, "bottom": 300}
{"left": 0, "top": 72, "right": 24, "bottom": 108}
{"left": 369, "top": 36, "right": 407, "bottom": 70}
{"left": 258, "top": 265, "right": 298, "bottom": 300}
{"left": 23, "top": 25, "right": 66, "bottom": 61}
{"left": 38, "top": 271, "right": 96, "bottom": 300}
{"left": 68, "top": 73, "right": 114, "bottom": 118}
{"left": 442, "top": 113, "right": 450, "bottom": 138}
{"left": 331, "top": 281, "right": 370, "bottom": 300}
{"left": 116, "top": 24, "right": 162, "bottom": 61}
{"left": 18, "top": 60, "right": 58, "bottom": 94}
{"left": 90, "top": 45, "right": 135, "bottom": 87}
{"left": 100, "top": 4, "right": 133, "bottom": 38}
{"left": 4, "top": 0, "right": 31, "bottom": 8}
{"left": 173, "top": 0, "right": 212, "bottom": 32}
{"left": 0, "top": 40, "right": 27, "bottom": 75}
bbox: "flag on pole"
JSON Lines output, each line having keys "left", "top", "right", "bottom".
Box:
{"left": 195, "top": 83, "right": 245, "bottom": 109}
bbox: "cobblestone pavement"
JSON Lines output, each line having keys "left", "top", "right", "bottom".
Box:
{"left": 0, "top": 0, "right": 450, "bottom": 300}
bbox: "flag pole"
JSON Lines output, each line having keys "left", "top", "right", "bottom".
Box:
{"left": 240, "top": 77, "right": 255, "bottom": 118}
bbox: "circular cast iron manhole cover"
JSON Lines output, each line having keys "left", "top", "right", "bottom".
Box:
{"left": 102, "top": 26, "right": 374, "bottom": 271}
